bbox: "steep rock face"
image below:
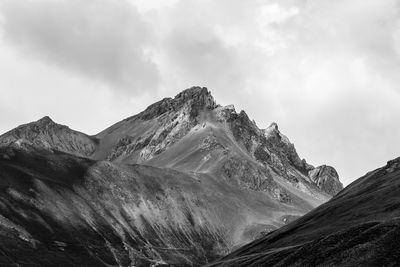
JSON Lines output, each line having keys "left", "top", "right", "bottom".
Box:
{"left": 210, "top": 157, "right": 400, "bottom": 267}
{"left": 220, "top": 157, "right": 291, "bottom": 203}
{"left": 262, "top": 123, "right": 313, "bottom": 174}
{"left": 226, "top": 112, "right": 335, "bottom": 197}
{"left": 136, "top": 86, "right": 216, "bottom": 121}
{"left": 309, "top": 165, "right": 343, "bottom": 195}
{"left": 0, "top": 116, "right": 96, "bottom": 157}
{"left": 94, "top": 87, "right": 216, "bottom": 163}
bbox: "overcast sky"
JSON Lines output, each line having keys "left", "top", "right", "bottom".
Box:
{"left": 1, "top": 0, "right": 400, "bottom": 186}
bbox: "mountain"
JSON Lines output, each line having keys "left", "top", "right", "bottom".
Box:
{"left": 0, "top": 87, "right": 342, "bottom": 266}
{"left": 0, "top": 115, "right": 97, "bottom": 157}
{"left": 210, "top": 157, "right": 400, "bottom": 266}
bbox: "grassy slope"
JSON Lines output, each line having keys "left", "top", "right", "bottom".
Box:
{"left": 210, "top": 158, "right": 400, "bottom": 266}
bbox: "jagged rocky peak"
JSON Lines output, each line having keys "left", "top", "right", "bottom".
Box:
{"left": 138, "top": 86, "right": 216, "bottom": 120}
{"left": 105, "top": 87, "right": 220, "bottom": 162}
{"left": 263, "top": 122, "right": 279, "bottom": 137}
{"left": 37, "top": 115, "right": 55, "bottom": 125}
{"left": 31, "top": 116, "right": 67, "bottom": 131}
{"left": 228, "top": 116, "right": 342, "bottom": 196}
{"left": 309, "top": 165, "right": 343, "bottom": 195}
{"left": 174, "top": 86, "right": 216, "bottom": 109}
{"left": 269, "top": 122, "right": 278, "bottom": 131}
{"left": 215, "top": 104, "right": 236, "bottom": 121}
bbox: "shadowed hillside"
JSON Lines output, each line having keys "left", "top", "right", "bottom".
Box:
{"left": 209, "top": 157, "right": 400, "bottom": 266}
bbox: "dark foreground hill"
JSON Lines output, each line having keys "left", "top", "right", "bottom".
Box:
{"left": 209, "top": 157, "right": 400, "bottom": 266}
{"left": 0, "top": 87, "right": 342, "bottom": 266}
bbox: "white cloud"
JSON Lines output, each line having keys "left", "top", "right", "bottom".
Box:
{"left": 0, "top": 0, "right": 160, "bottom": 92}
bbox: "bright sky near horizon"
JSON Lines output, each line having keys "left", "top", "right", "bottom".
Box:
{"left": 1, "top": 0, "right": 400, "bottom": 186}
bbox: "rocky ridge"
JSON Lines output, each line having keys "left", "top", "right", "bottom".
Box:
{"left": 91, "top": 87, "right": 342, "bottom": 197}
{"left": 0, "top": 116, "right": 97, "bottom": 157}
{"left": 0, "top": 87, "right": 342, "bottom": 198}
{"left": 309, "top": 165, "right": 343, "bottom": 195}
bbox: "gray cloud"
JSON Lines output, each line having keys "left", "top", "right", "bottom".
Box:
{"left": 0, "top": 0, "right": 160, "bottom": 92}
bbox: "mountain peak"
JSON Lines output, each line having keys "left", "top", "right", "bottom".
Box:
{"left": 309, "top": 165, "right": 343, "bottom": 195}
{"left": 263, "top": 122, "right": 280, "bottom": 138}
{"left": 0, "top": 115, "right": 96, "bottom": 157}
{"left": 174, "top": 86, "right": 208, "bottom": 98}
{"left": 174, "top": 86, "right": 216, "bottom": 109}
{"left": 269, "top": 122, "right": 279, "bottom": 131}
{"left": 136, "top": 86, "right": 216, "bottom": 121}
{"left": 37, "top": 116, "right": 55, "bottom": 125}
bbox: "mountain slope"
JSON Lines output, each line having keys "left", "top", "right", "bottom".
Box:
{"left": 210, "top": 157, "right": 400, "bottom": 266}
{"left": 92, "top": 87, "right": 341, "bottom": 198}
{"left": 0, "top": 87, "right": 343, "bottom": 266}
{"left": 0, "top": 116, "right": 97, "bottom": 157}
{"left": 0, "top": 144, "right": 316, "bottom": 266}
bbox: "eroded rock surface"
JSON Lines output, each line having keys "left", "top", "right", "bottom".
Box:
{"left": 309, "top": 165, "right": 343, "bottom": 195}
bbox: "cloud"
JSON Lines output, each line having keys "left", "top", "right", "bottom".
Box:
{"left": 250, "top": 0, "right": 400, "bottom": 183}
{"left": 146, "top": 0, "right": 275, "bottom": 104}
{"left": 0, "top": 0, "right": 160, "bottom": 92}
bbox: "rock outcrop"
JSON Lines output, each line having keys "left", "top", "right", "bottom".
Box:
{"left": 309, "top": 165, "right": 343, "bottom": 195}
{"left": 135, "top": 86, "right": 216, "bottom": 121}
